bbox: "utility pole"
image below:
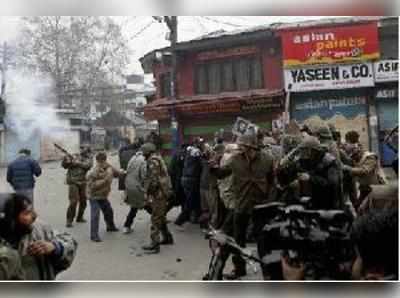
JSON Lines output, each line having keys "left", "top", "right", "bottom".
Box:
{"left": 163, "top": 16, "right": 180, "bottom": 155}
{"left": 0, "top": 42, "right": 8, "bottom": 122}
{"left": 1, "top": 41, "right": 8, "bottom": 98}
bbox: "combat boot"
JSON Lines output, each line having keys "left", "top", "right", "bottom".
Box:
{"left": 160, "top": 233, "right": 174, "bottom": 245}
{"left": 142, "top": 242, "right": 160, "bottom": 254}
{"left": 160, "top": 224, "right": 174, "bottom": 245}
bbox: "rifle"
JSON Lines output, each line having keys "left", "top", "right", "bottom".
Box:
{"left": 54, "top": 143, "right": 74, "bottom": 159}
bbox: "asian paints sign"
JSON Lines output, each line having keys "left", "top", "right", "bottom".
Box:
{"left": 285, "top": 63, "right": 375, "bottom": 92}
{"left": 281, "top": 22, "right": 380, "bottom": 67}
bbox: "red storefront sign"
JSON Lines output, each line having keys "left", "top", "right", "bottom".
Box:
{"left": 281, "top": 22, "right": 380, "bottom": 67}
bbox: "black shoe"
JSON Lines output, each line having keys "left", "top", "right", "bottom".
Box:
{"left": 91, "top": 237, "right": 102, "bottom": 242}
{"left": 107, "top": 226, "right": 119, "bottom": 232}
{"left": 160, "top": 234, "right": 174, "bottom": 245}
{"left": 76, "top": 218, "right": 87, "bottom": 223}
{"left": 66, "top": 222, "right": 73, "bottom": 228}
{"left": 142, "top": 243, "right": 160, "bottom": 254}
{"left": 224, "top": 270, "right": 247, "bottom": 280}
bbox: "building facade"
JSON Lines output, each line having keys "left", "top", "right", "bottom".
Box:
{"left": 141, "top": 28, "right": 285, "bottom": 159}
{"left": 141, "top": 17, "right": 398, "bottom": 163}
{"left": 280, "top": 17, "right": 398, "bottom": 165}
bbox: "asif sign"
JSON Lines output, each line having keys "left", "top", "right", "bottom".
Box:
{"left": 281, "top": 22, "right": 380, "bottom": 67}
{"left": 285, "top": 63, "right": 375, "bottom": 92}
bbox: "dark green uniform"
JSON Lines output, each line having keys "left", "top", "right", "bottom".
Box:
{"left": 62, "top": 154, "right": 93, "bottom": 225}
{"left": 214, "top": 148, "right": 275, "bottom": 276}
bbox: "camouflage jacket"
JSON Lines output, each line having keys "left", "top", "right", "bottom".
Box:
{"left": 17, "top": 221, "right": 77, "bottom": 280}
{"left": 214, "top": 150, "right": 275, "bottom": 214}
{"left": 0, "top": 239, "right": 24, "bottom": 280}
{"left": 144, "top": 154, "right": 172, "bottom": 199}
{"left": 62, "top": 154, "right": 93, "bottom": 185}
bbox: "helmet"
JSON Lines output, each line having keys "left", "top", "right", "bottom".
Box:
{"left": 237, "top": 133, "right": 258, "bottom": 149}
{"left": 317, "top": 126, "right": 333, "bottom": 140}
{"left": 299, "top": 136, "right": 321, "bottom": 151}
{"left": 140, "top": 143, "right": 156, "bottom": 155}
{"left": 281, "top": 134, "right": 302, "bottom": 154}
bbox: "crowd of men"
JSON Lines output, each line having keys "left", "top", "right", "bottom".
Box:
{"left": 164, "top": 120, "right": 398, "bottom": 280}
{"left": 0, "top": 120, "right": 398, "bottom": 280}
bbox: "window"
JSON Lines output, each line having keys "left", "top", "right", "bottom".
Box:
{"left": 160, "top": 72, "right": 172, "bottom": 98}
{"left": 195, "top": 56, "right": 263, "bottom": 95}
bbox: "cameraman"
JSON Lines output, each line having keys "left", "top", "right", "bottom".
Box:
{"left": 278, "top": 136, "right": 344, "bottom": 210}
{"left": 281, "top": 209, "right": 398, "bottom": 280}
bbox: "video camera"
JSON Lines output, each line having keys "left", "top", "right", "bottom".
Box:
{"left": 252, "top": 201, "right": 354, "bottom": 280}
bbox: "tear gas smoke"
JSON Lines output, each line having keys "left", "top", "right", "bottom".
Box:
{"left": 4, "top": 70, "right": 69, "bottom": 142}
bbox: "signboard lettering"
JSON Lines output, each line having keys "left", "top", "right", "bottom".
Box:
{"left": 285, "top": 63, "right": 375, "bottom": 92}
{"left": 374, "top": 60, "right": 399, "bottom": 82}
{"left": 281, "top": 22, "right": 380, "bottom": 67}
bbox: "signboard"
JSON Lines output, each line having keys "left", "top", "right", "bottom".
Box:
{"left": 281, "top": 22, "right": 380, "bottom": 67}
{"left": 197, "top": 46, "right": 259, "bottom": 61}
{"left": 284, "top": 63, "right": 375, "bottom": 92}
{"left": 374, "top": 60, "right": 399, "bottom": 82}
{"left": 376, "top": 88, "right": 398, "bottom": 99}
{"left": 232, "top": 117, "right": 258, "bottom": 137}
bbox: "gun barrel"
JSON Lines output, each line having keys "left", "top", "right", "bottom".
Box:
{"left": 54, "top": 143, "right": 73, "bottom": 157}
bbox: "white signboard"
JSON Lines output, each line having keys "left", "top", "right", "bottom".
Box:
{"left": 285, "top": 63, "right": 375, "bottom": 92}
{"left": 374, "top": 60, "right": 399, "bottom": 82}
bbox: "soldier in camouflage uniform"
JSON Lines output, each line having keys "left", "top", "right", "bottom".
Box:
{"left": 141, "top": 143, "right": 174, "bottom": 254}
{"left": 277, "top": 136, "right": 344, "bottom": 210}
{"left": 316, "top": 125, "right": 341, "bottom": 160}
{"left": 62, "top": 147, "right": 93, "bottom": 227}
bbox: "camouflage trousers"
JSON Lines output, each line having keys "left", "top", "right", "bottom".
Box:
{"left": 67, "top": 183, "right": 87, "bottom": 223}
{"left": 149, "top": 193, "right": 170, "bottom": 244}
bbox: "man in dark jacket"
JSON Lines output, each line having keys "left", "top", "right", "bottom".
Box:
{"left": 7, "top": 149, "right": 42, "bottom": 204}
{"left": 175, "top": 137, "right": 204, "bottom": 227}
{"left": 169, "top": 144, "right": 188, "bottom": 211}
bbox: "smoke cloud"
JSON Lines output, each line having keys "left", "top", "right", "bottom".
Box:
{"left": 4, "top": 70, "right": 69, "bottom": 142}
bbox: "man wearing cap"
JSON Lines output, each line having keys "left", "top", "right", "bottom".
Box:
{"left": 7, "top": 149, "right": 42, "bottom": 204}
{"left": 316, "top": 125, "right": 341, "bottom": 160}
{"left": 141, "top": 143, "right": 174, "bottom": 254}
{"left": 210, "top": 132, "right": 275, "bottom": 279}
{"left": 291, "top": 136, "right": 343, "bottom": 208}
